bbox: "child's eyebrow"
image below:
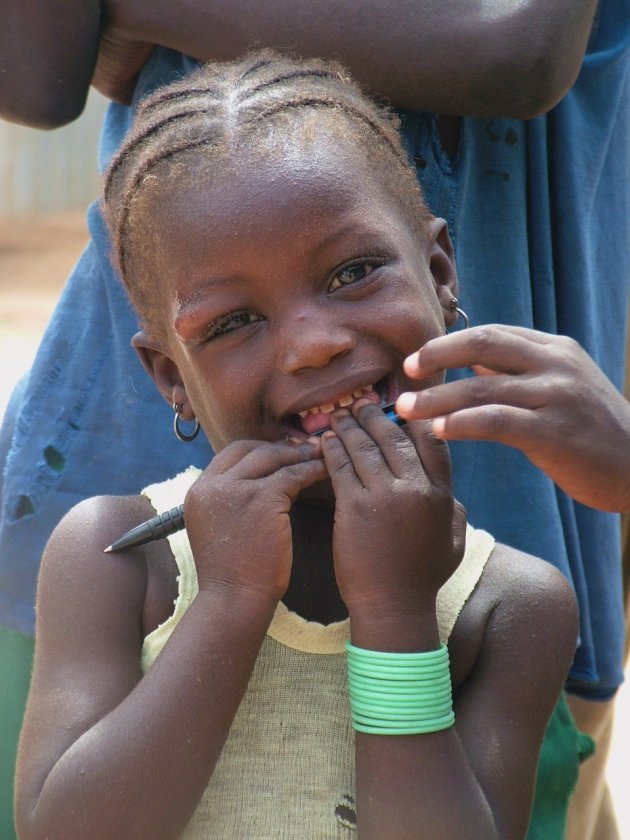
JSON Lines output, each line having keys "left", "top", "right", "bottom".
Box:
{"left": 174, "top": 275, "right": 242, "bottom": 311}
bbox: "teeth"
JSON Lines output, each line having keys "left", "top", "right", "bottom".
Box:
{"left": 299, "top": 383, "right": 377, "bottom": 418}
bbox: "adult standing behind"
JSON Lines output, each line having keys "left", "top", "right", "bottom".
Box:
{"left": 1, "top": 3, "right": 627, "bottom": 839}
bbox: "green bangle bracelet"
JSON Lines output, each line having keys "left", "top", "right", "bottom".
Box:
{"left": 352, "top": 708, "right": 455, "bottom": 725}
{"left": 348, "top": 681, "right": 451, "bottom": 698}
{"left": 352, "top": 718, "right": 455, "bottom": 736}
{"left": 351, "top": 710, "right": 455, "bottom": 735}
{"left": 346, "top": 641, "right": 449, "bottom": 663}
{"left": 347, "top": 662, "right": 449, "bottom": 680}
{"left": 349, "top": 700, "right": 454, "bottom": 720}
{"left": 346, "top": 640, "right": 454, "bottom": 736}
{"left": 347, "top": 670, "right": 452, "bottom": 692}
{"left": 350, "top": 694, "right": 453, "bottom": 714}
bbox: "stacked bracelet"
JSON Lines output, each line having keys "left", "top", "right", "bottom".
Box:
{"left": 345, "top": 641, "right": 455, "bottom": 735}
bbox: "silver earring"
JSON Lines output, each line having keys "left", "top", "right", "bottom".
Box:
{"left": 448, "top": 297, "right": 470, "bottom": 330}
{"left": 173, "top": 402, "right": 200, "bottom": 443}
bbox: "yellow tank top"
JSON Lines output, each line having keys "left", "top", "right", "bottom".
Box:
{"left": 142, "top": 467, "right": 495, "bottom": 839}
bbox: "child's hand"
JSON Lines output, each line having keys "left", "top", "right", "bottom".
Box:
{"left": 183, "top": 439, "right": 327, "bottom": 604}
{"left": 397, "top": 325, "right": 630, "bottom": 512}
{"left": 321, "top": 401, "right": 466, "bottom": 636}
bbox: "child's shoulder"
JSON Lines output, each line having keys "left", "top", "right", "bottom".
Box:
{"left": 483, "top": 540, "right": 577, "bottom": 616}
{"left": 47, "top": 491, "right": 156, "bottom": 560}
{"left": 38, "top": 492, "right": 151, "bottom": 603}
{"left": 38, "top": 492, "right": 177, "bottom": 637}
{"left": 449, "top": 539, "right": 578, "bottom": 689}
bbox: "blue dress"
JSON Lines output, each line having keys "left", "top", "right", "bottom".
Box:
{"left": 1, "top": 0, "right": 629, "bottom": 699}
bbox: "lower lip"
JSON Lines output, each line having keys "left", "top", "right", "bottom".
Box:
{"left": 311, "top": 402, "right": 406, "bottom": 437}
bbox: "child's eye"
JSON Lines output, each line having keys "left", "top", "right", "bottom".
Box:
{"left": 328, "top": 262, "right": 378, "bottom": 292}
{"left": 204, "top": 311, "right": 263, "bottom": 341}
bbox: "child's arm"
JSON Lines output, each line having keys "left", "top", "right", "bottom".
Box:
{"left": 102, "top": 0, "right": 598, "bottom": 117}
{"left": 14, "top": 440, "right": 326, "bottom": 840}
{"left": 397, "top": 325, "right": 630, "bottom": 512}
{"left": 0, "top": 0, "right": 101, "bottom": 128}
{"left": 321, "top": 401, "right": 578, "bottom": 838}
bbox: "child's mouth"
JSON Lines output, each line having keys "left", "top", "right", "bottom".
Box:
{"left": 289, "top": 379, "right": 390, "bottom": 437}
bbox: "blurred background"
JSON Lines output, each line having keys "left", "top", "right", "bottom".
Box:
{"left": 0, "top": 90, "right": 107, "bottom": 416}
{"left": 0, "top": 89, "right": 628, "bottom": 837}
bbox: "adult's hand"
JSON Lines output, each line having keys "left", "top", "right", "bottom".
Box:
{"left": 92, "top": 23, "right": 155, "bottom": 104}
{"left": 397, "top": 325, "right": 630, "bottom": 512}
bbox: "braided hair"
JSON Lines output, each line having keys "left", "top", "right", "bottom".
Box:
{"left": 103, "top": 50, "right": 431, "bottom": 337}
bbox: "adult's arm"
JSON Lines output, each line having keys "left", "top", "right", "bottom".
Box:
{"left": 0, "top": 0, "right": 101, "bottom": 128}
{"left": 103, "top": 0, "right": 599, "bottom": 117}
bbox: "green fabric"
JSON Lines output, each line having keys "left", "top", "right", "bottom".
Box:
{"left": 527, "top": 692, "right": 596, "bottom": 839}
{"left": 0, "top": 626, "right": 34, "bottom": 840}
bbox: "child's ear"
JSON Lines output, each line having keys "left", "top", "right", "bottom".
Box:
{"left": 427, "top": 218, "right": 460, "bottom": 328}
{"left": 132, "top": 331, "right": 190, "bottom": 414}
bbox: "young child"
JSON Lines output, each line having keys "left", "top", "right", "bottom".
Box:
{"left": 14, "top": 53, "right": 579, "bottom": 840}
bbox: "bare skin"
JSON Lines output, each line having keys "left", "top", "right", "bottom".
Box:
{"left": 15, "top": 129, "right": 578, "bottom": 839}
{"left": 96, "top": 0, "right": 599, "bottom": 116}
{"left": 1, "top": 1, "right": 599, "bottom": 127}
{"left": 0, "top": 0, "right": 100, "bottom": 127}
{"left": 15, "top": 458, "right": 576, "bottom": 840}
{"left": 397, "top": 325, "right": 630, "bottom": 513}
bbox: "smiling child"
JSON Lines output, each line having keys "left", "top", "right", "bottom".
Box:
{"left": 14, "top": 52, "right": 579, "bottom": 840}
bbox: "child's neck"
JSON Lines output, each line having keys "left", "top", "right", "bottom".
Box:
{"left": 283, "top": 501, "right": 347, "bottom": 625}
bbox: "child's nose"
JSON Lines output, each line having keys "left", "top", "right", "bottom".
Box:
{"left": 278, "top": 310, "right": 356, "bottom": 373}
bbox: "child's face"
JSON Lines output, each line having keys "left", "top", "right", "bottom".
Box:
{"left": 135, "top": 139, "right": 457, "bottom": 451}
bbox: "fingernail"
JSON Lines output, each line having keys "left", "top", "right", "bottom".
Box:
{"left": 403, "top": 352, "right": 420, "bottom": 372}
{"left": 432, "top": 417, "right": 446, "bottom": 437}
{"left": 396, "top": 393, "right": 416, "bottom": 414}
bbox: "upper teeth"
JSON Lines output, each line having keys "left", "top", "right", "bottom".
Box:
{"left": 298, "top": 385, "right": 375, "bottom": 418}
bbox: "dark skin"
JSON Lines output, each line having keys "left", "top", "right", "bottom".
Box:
{"left": 97, "top": 0, "right": 599, "bottom": 116}
{"left": 0, "top": 0, "right": 101, "bottom": 128}
{"left": 15, "top": 139, "right": 578, "bottom": 839}
{"left": 396, "top": 326, "right": 630, "bottom": 513}
{"left": 1, "top": 0, "right": 599, "bottom": 127}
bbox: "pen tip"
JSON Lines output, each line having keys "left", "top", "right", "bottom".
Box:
{"left": 103, "top": 545, "right": 113, "bottom": 554}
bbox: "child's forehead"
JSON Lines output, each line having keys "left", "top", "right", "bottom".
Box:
{"left": 152, "top": 138, "right": 411, "bottom": 239}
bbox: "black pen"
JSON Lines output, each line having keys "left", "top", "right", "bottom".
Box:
{"left": 104, "top": 505, "right": 185, "bottom": 553}
{"left": 104, "top": 402, "right": 406, "bottom": 553}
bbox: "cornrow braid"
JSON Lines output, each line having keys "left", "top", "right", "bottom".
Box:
{"left": 102, "top": 49, "right": 431, "bottom": 336}
{"left": 252, "top": 97, "right": 407, "bottom": 165}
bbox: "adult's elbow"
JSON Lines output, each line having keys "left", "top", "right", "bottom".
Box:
{"left": 482, "top": 10, "right": 589, "bottom": 120}
{"left": 0, "top": 84, "right": 89, "bottom": 130}
{"left": 497, "top": 50, "right": 581, "bottom": 119}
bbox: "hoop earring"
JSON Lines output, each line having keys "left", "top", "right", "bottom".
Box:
{"left": 173, "top": 402, "right": 200, "bottom": 443}
{"left": 448, "top": 297, "right": 470, "bottom": 330}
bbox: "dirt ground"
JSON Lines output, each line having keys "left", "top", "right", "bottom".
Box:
{"left": 0, "top": 212, "right": 628, "bottom": 836}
